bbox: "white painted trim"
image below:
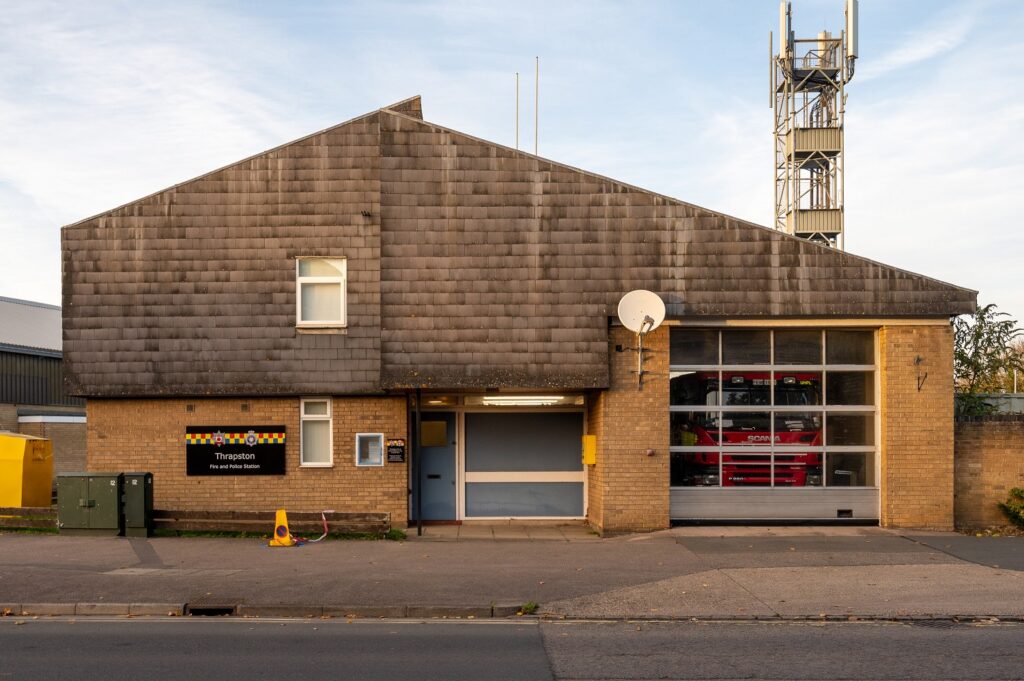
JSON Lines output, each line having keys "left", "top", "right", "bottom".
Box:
{"left": 17, "top": 415, "right": 85, "bottom": 424}
{"left": 355, "top": 432, "right": 385, "bottom": 467}
{"left": 300, "top": 397, "right": 333, "bottom": 466}
{"left": 465, "top": 471, "right": 586, "bottom": 483}
{"left": 456, "top": 408, "right": 587, "bottom": 521}
{"left": 295, "top": 257, "right": 347, "bottom": 328}
{"left": 463, "top": 516, "right": 588, "bottom": 521}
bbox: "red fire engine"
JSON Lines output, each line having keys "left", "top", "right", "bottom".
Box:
{"left": 675, "top": 372, "right": 823, "bottom": 486}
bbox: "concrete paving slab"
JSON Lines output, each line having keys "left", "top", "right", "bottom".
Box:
{"left": 236, "top": 605, "right": 322, "bottom": 618}
{"left": 456, "top": 525, "right": 494, "bottom": 540}
{"left": 322, "top": 605, "right": 408, "bottom": 618}
{"left": 904, "top": 534, "right": 1024, "bottom": 571}
{"left": 21, "top": 603, "right": 76, "bottom": 616}
{"left": 544, "top": 570, "right": 779, "bottom": 619}
{"left": 673, "top": 535, "right": 960, "bottom": 569}
{"left": 75, "top": 602, "right": 130, "bottom": 615}
{"left": 407, "top": 605, "right": 492, "bottom": 619}
{"left": 726, "top": 563, "right": 1024, "bottom": 618}
{"left": 129, "top": 603, "right": 185, "bottom": 616}
{"left": 492, "top": 525, "right": 530, "bottom": 541}
{"left": 523, "top": 527, "right": 567, "bottom": 540}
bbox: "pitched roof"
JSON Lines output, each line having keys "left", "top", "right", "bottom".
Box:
{"left": 60, "top": 96, "right": 976, "bottom": 395}
{"left": 0, "top": 296, "right": 62, "bottom": 356}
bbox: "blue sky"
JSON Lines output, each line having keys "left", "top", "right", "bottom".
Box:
{"left": 1, "top": 0, "right": 1021, "bottom": 323}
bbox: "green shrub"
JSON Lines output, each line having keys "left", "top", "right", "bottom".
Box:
{"left": 998, "top": 488, "right": 1024, "bottom": 529}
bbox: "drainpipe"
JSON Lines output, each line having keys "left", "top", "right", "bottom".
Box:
{"left": 414, "top": 388, "right": 423, "bottom": 537}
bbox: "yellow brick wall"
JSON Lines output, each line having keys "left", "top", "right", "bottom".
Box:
{"left": 879, "top": 324, "right": 955, "bottom": 529}
{"left": 16, "top": 421, "right": 87, "bottom": 474}
{"left": 954, "top": 416, "right": 1024, "bottom": 529}
{"left": 87, "top": 397, "right": 408, "bottom": 524}
{"left": 587, "top": 326, "right": 669, "bottom": 534}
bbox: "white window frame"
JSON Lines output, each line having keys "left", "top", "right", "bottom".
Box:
{"left": 300, "top": 398, "right": 333, "bottom": 467}
{"left": 296, "top": 257, "right": 347, "bottom": 328}
{"left": 355, "top": 432, "right": 385, "bottom": 468}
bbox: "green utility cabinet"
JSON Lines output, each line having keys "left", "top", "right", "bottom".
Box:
{"left": 57, "top": 473, "right": 124, "bottom": 536}
{"left": 123, "top": 472, "right": 154, "bottom": 537}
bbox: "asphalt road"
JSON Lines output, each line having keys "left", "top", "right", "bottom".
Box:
{"left": 2, "top": 618, "right": 1023, "bottom": 680}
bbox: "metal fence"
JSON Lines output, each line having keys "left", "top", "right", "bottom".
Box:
{"left": 979, "top": 394, "right": 1024, "bottom": 414}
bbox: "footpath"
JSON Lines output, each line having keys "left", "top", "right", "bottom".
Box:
{"left": 1, "top": 525, "right": 1022, "bottom": 621}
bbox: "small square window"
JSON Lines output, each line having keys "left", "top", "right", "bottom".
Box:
{"left": 296, "top": 258, "right": 346, "bottom": 327}
{"left": 301, "top": 398, "right": 332, "bottom": 466}
{"left": 356, "top": 433, "right": 384, "bottom": 467}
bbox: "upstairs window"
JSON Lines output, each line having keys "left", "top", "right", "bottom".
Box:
{"left": 296, "top": 258, "right": 346, "bottom": 327}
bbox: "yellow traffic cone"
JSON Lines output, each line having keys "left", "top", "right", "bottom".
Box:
{"left": 268, "top": 508, "right": 296, "bottom": 547}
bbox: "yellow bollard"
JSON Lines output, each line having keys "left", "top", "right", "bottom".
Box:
{"left": 268, "top": 508, "right": 296, "bottom": 547}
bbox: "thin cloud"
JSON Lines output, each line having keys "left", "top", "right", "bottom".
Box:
{"left": 856, "top": 7, "right": 978, "bottom": 82}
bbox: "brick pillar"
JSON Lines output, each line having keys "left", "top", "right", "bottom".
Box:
{"left": 587, "top": 325, "right": 670, "bottom": 534}
{"left": 879, "top": 324, "right": 955, "bottom": 530}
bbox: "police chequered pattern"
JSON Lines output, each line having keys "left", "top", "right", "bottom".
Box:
{"left": 185, "top": 432, "right": 285, "bottom": 445}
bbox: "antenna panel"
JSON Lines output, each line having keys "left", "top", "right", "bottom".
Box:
{"left": 779, "top": 1, "right": 791, "bottom": 55}
{"left": 846, "top": 0, "right": 859, "bottom": 59}
{"left": 616, "top": 290, "right": 666, "bottom": 334}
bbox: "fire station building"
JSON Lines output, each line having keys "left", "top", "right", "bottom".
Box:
{"left": 61, "top": 96, "right": 976, "bottom": 533}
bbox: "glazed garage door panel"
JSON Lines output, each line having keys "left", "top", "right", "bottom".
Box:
{"left": 464, "top": 412, "right": 583, "bottom": 517}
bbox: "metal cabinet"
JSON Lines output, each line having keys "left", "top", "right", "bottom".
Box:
{"left": 123, "top": 472, "right": 154, "bottom": 537}
{"left": 57, "top": 473, "right": 124, "bottom": 535}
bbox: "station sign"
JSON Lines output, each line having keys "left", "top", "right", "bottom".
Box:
{"left": 185, "top": 426, "right": 286, "bottom": 476}
{"left": 386, "top": 438, "right": 406, "bottom": 463}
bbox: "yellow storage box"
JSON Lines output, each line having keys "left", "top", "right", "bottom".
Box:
{"left": 0, "top": 432, "right": 54, "bottom": 507}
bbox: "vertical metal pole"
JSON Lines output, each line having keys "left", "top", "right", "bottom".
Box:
{"left": 534, "top": 56, "right": 539, "bottom": 155}
{"left": 515, "top": 72, "right": 520, "bottom": 150}
{"left": 636, "top": 332, "right": 644, "bottom": 389}
{"left": 414, "top": 388, "right": 423, "bottom": 536}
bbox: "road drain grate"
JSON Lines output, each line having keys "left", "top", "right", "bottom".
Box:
{"left": 187, "top": 605, "right": 236, "bottom": 616}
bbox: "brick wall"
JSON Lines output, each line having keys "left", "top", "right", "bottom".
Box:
{"left": 16, "top": 421, "right": 86, "bottom": 474}
{"left": 587, "top": 326, "right": 669, "bottom": 534}
{"left": 0, "top": 403, "right": 15, "bottom": 431}
{"left": 954, "top": 415, "right": 1024, "bottom": 529}
{"left": 585, "top": 390, "right": 605, "bottom": 527}
{"left": 87, "top": 397, "right": 408, "bottom": 524}
{"left": 879, "top": 324, "right": 955, "bottom": 529}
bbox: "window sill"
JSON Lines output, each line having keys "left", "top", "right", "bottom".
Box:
{"left": 296, "top": 326, "right": 348, "bottom": 335}
{"left": 355, "top": 463, "right": 385, "bottom": 468}
{"left": 299, "top": 463, "right": 334, "bottom": 469}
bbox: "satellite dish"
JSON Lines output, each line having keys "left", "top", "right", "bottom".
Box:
{"left": 617, "top": 290, "right": 666, "bottom": 335}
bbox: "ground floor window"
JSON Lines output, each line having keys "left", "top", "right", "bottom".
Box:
{"left": 669, "top": 328, "right": 876, "bottom": 488}
{"left": 300, "top": 398, "right": 332, "bottom": 466}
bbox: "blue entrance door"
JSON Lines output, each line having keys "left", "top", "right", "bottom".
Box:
{"left": 415, "top": 412, "right": 457, "bottom": 520}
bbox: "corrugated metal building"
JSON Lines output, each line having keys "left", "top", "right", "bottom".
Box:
{"left": 0, "top": 296, "right": 86, "bottom": 475}
{"left": 60, "top": 96, "right": 975, "bottom": 532}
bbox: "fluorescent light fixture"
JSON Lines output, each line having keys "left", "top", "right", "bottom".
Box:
{"left": 427, "top": 399, "right": 444, "bottom": 405}
{"left": 480, "top": 395, "right": 565, "bottom": 407}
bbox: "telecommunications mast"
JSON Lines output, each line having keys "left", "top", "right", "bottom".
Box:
{"left": 771, "top": 0, "right": 858, "bottom": 249}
